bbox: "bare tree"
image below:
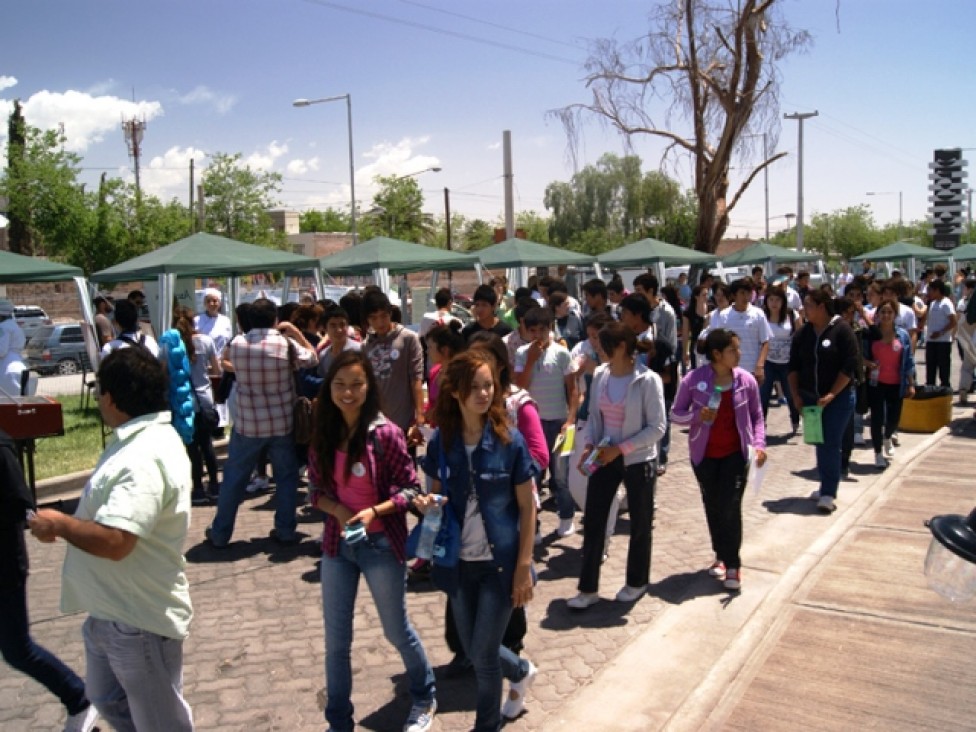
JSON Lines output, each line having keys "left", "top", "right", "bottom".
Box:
{"left": 551, "top": 0, "right": 811, "bottom": 253}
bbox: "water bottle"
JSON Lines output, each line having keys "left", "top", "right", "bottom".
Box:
{"left": 415, "top": 495, "right": 444, "bottom": 560}
{"left": 581, "top": 437, "right": 612, "bottom": 476}
{"left": 704, "top": 386, "right": 723, "bottom": 424}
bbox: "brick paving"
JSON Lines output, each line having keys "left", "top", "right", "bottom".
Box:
{"left": 0, "top": 378, "right": 950, "bottom": 731}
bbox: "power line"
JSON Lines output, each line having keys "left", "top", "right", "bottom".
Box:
{"left": 299, "top": 0, "right": 580, "bottom": 65}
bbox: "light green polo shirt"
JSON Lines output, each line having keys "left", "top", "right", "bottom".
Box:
{"left": 61, "top": 412, "right": 193, "bottom": 639}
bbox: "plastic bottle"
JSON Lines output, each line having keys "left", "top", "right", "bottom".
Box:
{"left": 581, "top": 437, "right": 612, "bottom": 476}
{"left": 704, "top": 386, "right": 723, "bottom": 424}
{"left": 415, "top": 495, "right": 444, "bottom": 560}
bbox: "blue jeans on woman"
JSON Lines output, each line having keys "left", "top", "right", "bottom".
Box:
{"left": 803, "top": 388, "right": 856, "bottom": 499}
{"left": 320, "top": 533, "right": 435, "bottom": 732}
{"left": 759, "top": 361, "right": 800, "bottom": 426}
{"left": 0, "top": 578, "right": 89, "bottom": 717}
{"left": 449, "top": 560, "right": 533, "bottom": 732}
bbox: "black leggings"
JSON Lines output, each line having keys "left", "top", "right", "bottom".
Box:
{"left": 186, "top": 412, "right": 218, "bottom": 493}
{"left": 868, "top": 382, "right": 903, "bottom": 452}
{"left": 692, "top": 451, "right": 747, "bottom": 570}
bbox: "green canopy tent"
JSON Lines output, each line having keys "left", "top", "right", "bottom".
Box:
{"left": 721, "top": 240, "right": 823, "bottom": 267}
{"left": 919, "top": 243, "right": 976, "bottom": 263}
{"left": 473, "top": 238, "right": 596, "bottom": 288}
{"left": 0, "top": 250, "right": 84, "bottom": 283}
{"left": 319, "top": 236, "right": 479, "bottom": 310}
{"left": 851, "top": 240, "right": 933, "bottom": 281}
{"left": 91, "top": 232, "right": 323, "bottom": 334}
{"left": 597, "top": 238, "right": 719, "bottom": 268}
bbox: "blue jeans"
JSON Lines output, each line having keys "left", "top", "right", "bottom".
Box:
{"left": 83, "top": 617, "right": 193, "bottom": 732}
{"left": 321, "top": 533, "right": 434, "bottom": 732}
{"left": 449, "top": 560, "right": 532, "bottom": 732}
{"left": 209, "top": 430, "right": 299, "bottom": 544}
{"left": 541, "top": 419, "right": 574, "bottom": 520}
{"left": 0, "top": 578, "right": 88, "bottom": 715}
{"left": 804, "top": 388, "right": 855, "bottom": 499}
{"left": 759, "top": 361, "right": 800, "bottom": 424}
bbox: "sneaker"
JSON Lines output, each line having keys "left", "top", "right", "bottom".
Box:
{"left": 724, "top": 568, "right": 742, "bottom": 591}
{"left": 883, "top": 439, "right": 895, "bottom": 459}
{"left": 890, "top": 432, "right": 900, "bottom": 447}
{"left": 246, "top": 475, "right": 270, "bottom": 494}
{"left": 875, "top": 452, "right": 888, "bottom": 469}
{"left": 708, "top": 560, "right": 727, "bottom": 580}
{"left": 809, "top": 490, "right": 821, "bottom": 501}
{"left": 817, "top": 495, "right": 837, "bottom": 514}
{"left": 501, "top": 661, "right": 538, "bottom": 719}
{"left": 853, "top": 433, "right": 866, "bottom": 447}
{"left": 204, "top": 526, "right": 227, "bottom": 548}
{"left": 615, "top": 584, "right": 646, "bottom": 602}
{"left": 566, "top": 592, "right": 600, "bottom": 610}
{"left": 556, "top": 518, "right": 577, "bottom": 537}
{"left": 403, "top": 699, "right": 437, "bottom": 732}
{"left": 64, "top": 704, "right": 99, "bottom": 732}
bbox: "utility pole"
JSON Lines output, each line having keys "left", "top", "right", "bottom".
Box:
{"left": 188, "top": 159, "right": 195, "bottom": 233}
{"left": 197, "top": 184, "right": 205, "bottom": 231}
{"left": 444, "top": 186, "right": 453, "bottom": 289}
{"left": 122, "top": 116, "right": 147, "bottom": 204}
{"left": 784, "top": 111, "right": 818, "bottom": 252}
{"left": 503, "top": 131, "right": 515, "bottom": 240}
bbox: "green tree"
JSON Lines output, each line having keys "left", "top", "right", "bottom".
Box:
{"left": 551, "top": 0, "right": 811, "bottom": 253}
{"left": 299, "top": 207, "right": 349, "bottom": 233}
{"left": 202, "top": 152, "right": 284, "bottom": 248}
{"left": 513, "top": 211, "right": 551, "bottom": 243}
{"left": 463, "top": 219, "right": 494, "bottom": 251}
{"left": 1, "top": 105, "right": 89, "bottom": 259}
{"left": 803, "top": 206, "right": 879, "bottom": 261}
{"left": 543, "top": 153, "right": 692, "bottom": 253}
{"left": 368, "top": 175, "right": 432, "bottom": 242}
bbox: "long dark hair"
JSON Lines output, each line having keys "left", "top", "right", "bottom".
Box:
{"left": 312, "top": 350, "right": 381, "bottom": 496}
{"left": 433, "top": 350, "right": 510, "bottom": 453}
{"left": 172, "top": 306, "right": 197, "bottom": 362}
{"left": 467, "top": 331, "right": 512, "bottom": 390}
{"left": 762, "top": 285, "right": 791, "bottom": 325}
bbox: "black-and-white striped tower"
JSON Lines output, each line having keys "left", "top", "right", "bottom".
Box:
{"left": 929, "top": 148, "right": 967, "bottom": 250}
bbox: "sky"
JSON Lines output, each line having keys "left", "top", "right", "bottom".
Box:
{"left": 3, "top": 0, "right": 976, "bottom": 241}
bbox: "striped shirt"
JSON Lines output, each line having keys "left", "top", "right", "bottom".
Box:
{"left": 514, "top": 341, "right": 574, "bottom": 421}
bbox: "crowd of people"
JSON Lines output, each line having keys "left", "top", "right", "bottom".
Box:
{"left": 6, "top": 257, "right": 974, "bottom": 731}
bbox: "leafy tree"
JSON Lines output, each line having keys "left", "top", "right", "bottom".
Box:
{"left": 1, "top": 105, "right": 89, "bottom": 259}
{"left": 543, "top": 153, "right": 693, "bottom": 253}
{"left": 202, "top": 152, "right": 284, "bottom": 248}
{"left": 513, "top": 211, "right": 551, "bottom": 243}
{"left": 300, "top": 207, "right": 349, "bottom": 233}
{"left": 551, "top": 0, "right": 811, "bottom": 253}
{"left": 802, "top": 206, "right": 879, "bottom": 260}
{"left": 463, "top": 219, "right": 494, "bottom": 251}
{"left": 368, "top": 175, "right": 433, "bottom": 242}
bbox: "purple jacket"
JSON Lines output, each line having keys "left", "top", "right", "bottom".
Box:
{"left": 671, "top": 365, "right": 766, "bottom": 466}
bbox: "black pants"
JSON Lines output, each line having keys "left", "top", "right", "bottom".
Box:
{"left": 692, "top": 451, "right": 747, "bottom": 570}
{"left": 578, "top": 457, "right": 656, "bottom": 593}
{"left": 445, "top": 600, "right": 526, "bottom": 656}
{"left": 926, "top": 341, "right": 952, "bottom": 387}
{"left": 868, "top": 382, "right": 903, "bottom": 452}
{"left": 0, "top": 575, "right": 88, "bottom": 715}
{"left": 186, "top": 412, "right": 218, "bottom": 494}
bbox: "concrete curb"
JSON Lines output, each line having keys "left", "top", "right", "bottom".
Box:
{"left": 663, "top": 425, "right": 949, "bottom": 731}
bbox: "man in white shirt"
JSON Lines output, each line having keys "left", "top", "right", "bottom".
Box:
{"left": 418, "top": 287, "right": 459, "bottom": 338}
{"left": 194, "top": 288, "right": 233, "bottom": 358}
{"left": 924, "top": 279, "right": 957, "bottom": 387}
{"left": 701, "top": 277, "right": 772, "bottom": 381}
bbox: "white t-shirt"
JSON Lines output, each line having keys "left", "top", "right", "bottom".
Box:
{"left": 707, "top": 304, "right": 773, "bottom": 373}
{"left": 766, "top": 316, "right": 796, "bottom": 364}
{"left": 419, "top": 309, "right": 460, "bottom": 337}
{"left": 926, "top": 298, "right": 956, "bottom": 342}
{"left": 895, "top": 302, "right": 918, "bottom": 333}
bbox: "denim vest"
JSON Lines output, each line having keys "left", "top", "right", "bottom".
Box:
{"left": 423, "top": 423, "right": 534, "bottom": 595}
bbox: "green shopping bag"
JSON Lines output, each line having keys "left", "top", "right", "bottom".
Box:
{"left": 802, "top": 405, "right": 824, "bottom": 445}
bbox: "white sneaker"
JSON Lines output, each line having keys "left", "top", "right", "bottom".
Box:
{"left": 64, "top": 705, "right": 99, "bottom": 732}
{"left": 853, "top": 433, "right": 866, "bottom": 447}
{"left": 501, "top": 661, "right": 538, "bottom": 719}
{"left": 615, "top": 584, "right": 646, "bottom": 602}
{"left": 809, "top": 490, "right": 821, "bottom": 501}
{"left": 566, "top": 592, "right": 599, "bottom": 610}
{"left": 403, "top": 699, "right": 437, "bottom": 732}
{"left": 817, "top": 495, "right": 836, "bottom": 514}
{"left": 883, "top": 439, "right": 895, "bottom": 459}
{"left": 875, "top": 452, "right": 888, "bottom": 469}
{"left": 890, "top": 432, "right": 900, "bottom": 447}
{"left": 556, "top": 518, "right": 577, "bottom": 537}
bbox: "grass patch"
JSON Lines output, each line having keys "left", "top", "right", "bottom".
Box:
{"left": 33, "top": 394, "right": 105, "bottom": 481}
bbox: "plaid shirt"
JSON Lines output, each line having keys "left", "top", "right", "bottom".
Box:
{"left": 229, "top": 328, "right": 317, "bottom": 438}
{"left": 308, "top": 416, "right": 419, "bottom": 563}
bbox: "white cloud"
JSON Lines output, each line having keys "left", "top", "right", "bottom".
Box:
{"left": 135, "top": 145, "right": 210, "bottom": 203}
{"left": 286, "top": 156, "right": 320, "bottom": 175}
{"left": 0, "top": 76, "right": 17, "bottom": 92}
{"left": 486, "top": 141, "right": 502, "bottom": 151}
{"left": 178, "top": 85, "right": 237, "bottom": 114}
{"left": 4, "top": 89, "right": 164, "bottom": 153}
{"left": 245, "top": 140, "right": 288, "bottom": 170}
{"left": 85, "top": 79, "right": 117, "bottom": 96}
{"left": 357, "top": 136, "right": 441, "bottom": 186}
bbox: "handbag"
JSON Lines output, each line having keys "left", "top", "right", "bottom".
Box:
{"left": 214, "top": 371, "right": 235, "bottom": 405}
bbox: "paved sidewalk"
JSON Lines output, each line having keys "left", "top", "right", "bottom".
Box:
{"left": 3, "top": 388, "right": 973, "bottom": 730}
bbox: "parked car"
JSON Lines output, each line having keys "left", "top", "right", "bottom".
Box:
{"left": 14, "top": 306, "right": 53, "bottom": 341}
{"left": 24, "top": 324, "right": 92, "bottom": 376}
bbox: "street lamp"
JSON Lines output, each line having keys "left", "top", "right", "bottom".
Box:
{"left": 866, "top": 190, "right": 903, "bottom": 239}
{"left": 395, "top": 166, "right": 442, "bottom": 180}
{"left": 293, "top": 94, "right": 358, "bottom": 244}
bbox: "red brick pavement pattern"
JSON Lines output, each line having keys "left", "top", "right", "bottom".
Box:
{"left": 2, "top": 401, "right": 870, "bottom": 731}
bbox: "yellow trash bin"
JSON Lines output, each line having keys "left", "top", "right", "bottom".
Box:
{"left": 899, "top": 391, "right": 953, "bottom": 433}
